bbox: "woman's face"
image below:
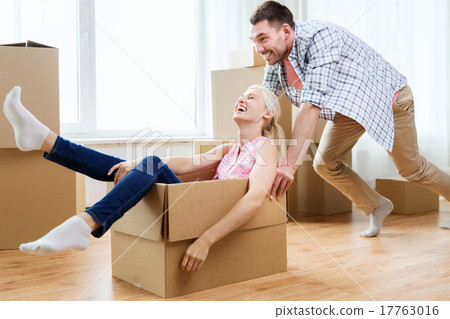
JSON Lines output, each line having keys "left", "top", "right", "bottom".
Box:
{"left": 233, "top": 88, "right": 268, "bottom": 124}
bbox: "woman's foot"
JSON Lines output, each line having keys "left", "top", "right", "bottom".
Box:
{"left": 19, "top": 216, "right": 91, "bottom": 255}
{"left": 360, "top": 196, "right": 393, "bottom": 237}
{"left": 3, "top": 86, "right": 50, "bottom": 151}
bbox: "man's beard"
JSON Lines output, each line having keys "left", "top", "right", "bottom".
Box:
{"left": 268, "top": 41, "right": 290, "bottom": 65}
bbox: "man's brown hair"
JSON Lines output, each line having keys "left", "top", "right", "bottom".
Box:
{"left": 249, "top": 1, "right": 295, "bottom": 29}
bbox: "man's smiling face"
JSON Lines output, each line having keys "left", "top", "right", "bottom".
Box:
{"left": 250, "top": 19, "right": 291, "bottom": 65}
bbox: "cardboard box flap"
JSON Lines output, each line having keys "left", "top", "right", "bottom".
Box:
{"left": 0, "top": 41, "right": 56, "bottom": 49}
{"left": 0, "top": 42, "right": 26, "bottom": 47}
{"left": 167, "top": 178, "right": 287, "bottom": 242}
{"left": 26, "top": 40, "right": 56, "bottom": 48}
{"left": 110, "top": 183, "right": 166, "bottom": 241}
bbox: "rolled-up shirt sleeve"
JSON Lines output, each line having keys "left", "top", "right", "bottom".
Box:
{"left": 301, "top": 27, "right": 341, "bottom": 107}
{"left": 262, "top": 64, "right": 282, "bottom": 97}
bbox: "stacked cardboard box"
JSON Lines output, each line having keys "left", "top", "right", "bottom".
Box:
{"left": 110, "top": 178, "right": 287, "bottom": 298}
{"left": 295, "top": 146, "right": 353, "bottom": 216}
{"left": 376, "top": 177, "right": 439, "bottom": 214}
{"left": 229, "top": 45, "right": 265, "bottom": 69}
{"left": 290, "top": 108, "right": 352, "bottom": 216}
{"left": 0, "top": 41, "right": 85, "bottom": 249}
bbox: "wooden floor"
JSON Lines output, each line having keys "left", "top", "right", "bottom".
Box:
{"left": 1, "top": 200, "right": 449, "bottom": 301}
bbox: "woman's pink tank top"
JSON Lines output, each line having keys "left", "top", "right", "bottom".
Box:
{"left": 213, "top": 136, "right": 269, "bottom": 180}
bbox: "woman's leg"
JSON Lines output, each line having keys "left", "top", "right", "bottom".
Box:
{"left": 43, "top": 134, "right": 125, "bottom": 182}
{"left": 19, "top": 156, "right": 181, "bottom": 255}
{"left": 41, "top": 130, "right": 57, "bottom": 153}
{"left": 4, "top": 86, "right": 125, "bottom": 182}
{"left": 87, "top": 155, "right": 181, "bottom": 237}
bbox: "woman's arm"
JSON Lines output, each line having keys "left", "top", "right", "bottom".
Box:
{"left": 108, "top": 143, "right": 234, "bottom": 185}
{"left": 162, "top": 143, "right": 234, "bottom": 176}
{"left": 180, "top": 140, "right": 279, "bottom": 272}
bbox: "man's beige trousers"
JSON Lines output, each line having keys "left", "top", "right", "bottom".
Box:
{"left": 314, "top": 85, "right": 450, "bottom": 215}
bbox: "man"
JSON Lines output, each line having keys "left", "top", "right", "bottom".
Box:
{"left": 249, "top": 1, "right": 450, "bottom": 236}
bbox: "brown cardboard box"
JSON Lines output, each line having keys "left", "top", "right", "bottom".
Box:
{"left": 294, "top": 144, "right": 352, "bottom": 215}
{"left": 376, "top": 177, "right": 439, "bottom": 214}
{"left": 229, "top": 45, "right": 265, "bottom": 69}
{"left": 0, "top": 41, "right": 60, "bottom": 148}
{"left": 110, "top": 178, "right": 287, "bottom": 298}
{"left": 295, "top": 163, "right": 353, "bottom": 215}
{"left": 211, "top": 66, "right": 292, "bottom": 141}
{"left": 0, "top": 149, "right": 85, "bottom": 249}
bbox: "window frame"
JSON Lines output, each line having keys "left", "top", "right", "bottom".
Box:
{"left": 61, "top": 0, "right": 205, "bottom": 141}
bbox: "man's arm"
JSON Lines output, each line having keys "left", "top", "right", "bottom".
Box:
{"left": 270, "top": 26, "right": 341, "bottom": 198}
{"left": 270, "top": 102, "right": 321, "bottom": 199}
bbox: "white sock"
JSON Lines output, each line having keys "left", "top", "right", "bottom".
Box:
{"left": 3, "top": 86, "right": 49, "bottom": 151}
{"left": 440, "top": 219, "right": 450, "bottom": 229}
{"left": 19, "top": 216, "right": 91, "bottom": 255}
{"left": 360, "top": 196, "right": 393, "bottom": 237}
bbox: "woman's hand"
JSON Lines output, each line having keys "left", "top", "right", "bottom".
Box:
{"left": 180, "top": 236, "right": 212, "bottom": 272}
{"left": 108, "top": 160, "right": 137, "bottom": 185}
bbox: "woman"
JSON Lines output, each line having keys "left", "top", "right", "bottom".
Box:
{"left": 3, "top": 84, "right": 284, "bottom": 272}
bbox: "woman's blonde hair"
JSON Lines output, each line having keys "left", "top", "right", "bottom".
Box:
{"left": 248, "top": 85, "right": 286, "bottom": 158}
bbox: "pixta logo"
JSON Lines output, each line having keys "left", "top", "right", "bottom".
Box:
{"left": 126, "top": 128, "right": 172, "bottom": 175}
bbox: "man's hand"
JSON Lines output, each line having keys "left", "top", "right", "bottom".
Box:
{"left": 180, "top": 236, "right": 211, "bottom": 272}
{"left": 270, "top": 164, "right": 296, "bottom": 200}
{"left": 108, "top": 160, "right": 137, "bottom": 185}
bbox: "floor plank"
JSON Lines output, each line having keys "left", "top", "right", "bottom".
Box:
{"left": 1, "top": 200, "right": 449, "bottom": 301}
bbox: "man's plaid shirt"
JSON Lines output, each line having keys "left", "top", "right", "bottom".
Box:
{"left": 263, "top": 20, "right": 407, "bottom": 151}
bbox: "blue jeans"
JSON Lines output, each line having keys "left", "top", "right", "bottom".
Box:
{"left": 44, "top": 136, "right": 181, "bottom": 237}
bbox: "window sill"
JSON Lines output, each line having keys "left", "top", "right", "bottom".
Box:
{"left": 66, "top": 135, "right": 212, "bottom": 145}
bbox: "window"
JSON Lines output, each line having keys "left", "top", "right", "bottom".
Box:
{"left": 93, "top": 0, "right": 198, "bottom": 135}
{"left": 1, "top": 0, "right": 201, "bottom": 140}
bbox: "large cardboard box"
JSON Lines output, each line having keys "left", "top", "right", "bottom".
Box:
{"left": 0, "top": 149, "right": 85, "bottom": 249}
{"left": 295, "top": 163, "right": 353, "bottom": 215}
{"left": 229, "top": 45, "right": 265, "bottom": 69}
{"left": 376, "top": 177, "right": 439, "bottom": 215}
{"left": 0, "top": 41, "right": 60, "bottom": 148}
{"left": 110, "top": 178, "right": 287, "bottom": 298}
{"left": 0, "top": 41, "right": 86, "bottom": 249}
